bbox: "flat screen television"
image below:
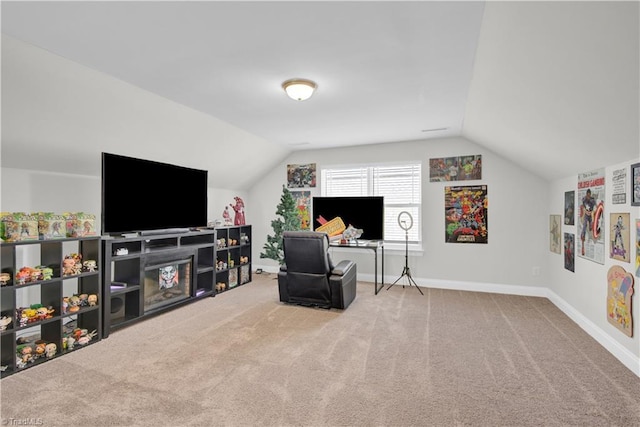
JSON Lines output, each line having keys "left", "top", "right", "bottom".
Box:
{"left": 312, "top": 196, "right": 384, "bottom": 241}
{"left": 101, "top": 152, "right": 208, "bottom": 235}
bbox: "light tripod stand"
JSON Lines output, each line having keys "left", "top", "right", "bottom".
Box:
{"left": 387, "top": 211, "right": 423, "bottom": 295}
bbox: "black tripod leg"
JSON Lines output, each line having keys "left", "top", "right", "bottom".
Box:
{"left": 386, "top": 273, "right": 405, "bottom": 290}
{"left": 407, "top": 273, "right": 424, "bottom": 295}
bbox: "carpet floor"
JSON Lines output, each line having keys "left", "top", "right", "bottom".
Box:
{"left": 1, "top": 273, "right": 640, "bottom": 426}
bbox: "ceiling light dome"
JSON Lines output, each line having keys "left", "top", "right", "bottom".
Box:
{"left": 282, "top": 78, "right": 317, "bottom": 101}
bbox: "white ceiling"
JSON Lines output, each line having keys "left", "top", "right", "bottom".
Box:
{"left": 1, "top": 1, "right": 638, "bottom": 182}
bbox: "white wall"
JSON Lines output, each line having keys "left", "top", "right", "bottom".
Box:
{"left": 0, "top": 168, "right": 246, "bottom": 234}
{"left": 1, "top": 35, "right": 289, "bottom": 191}
{"left": 548, "top": 160, "right": 640, "bottom": 373}
{"left": 250, "top": 144, "right": 640, "bottom": 375}
{"left": 250, "top": 137, "right": 550, "bottom": 290}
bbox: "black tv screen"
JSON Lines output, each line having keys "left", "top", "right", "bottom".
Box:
{"left": 312, "top": 196, "right": 384, "bottom": 241}
{"left": 102, "top": 152, "right": 208, "bottom": 234}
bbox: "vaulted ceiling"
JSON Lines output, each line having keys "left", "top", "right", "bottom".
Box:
{"left": 2, "top": 1, "right": 638, "bottom": 184}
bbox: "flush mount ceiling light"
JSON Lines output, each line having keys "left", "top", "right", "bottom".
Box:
{"left": 282, "top": 78, "right": 317, "bottom": 101}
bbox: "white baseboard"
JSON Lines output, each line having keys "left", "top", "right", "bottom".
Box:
{"left": 544, "top": 289, "right": 640, "bottom": 377}
{"left": 252, "top": 264, "right": 640, "bottom": 377}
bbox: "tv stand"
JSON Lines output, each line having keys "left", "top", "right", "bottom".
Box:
{"left": 102, "top": 230, "right": 217, "bottom": 337}
{"left": 139, "top": 228, "right": 190, "bottom": 236}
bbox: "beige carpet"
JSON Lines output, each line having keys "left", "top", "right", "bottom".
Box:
{"left": 2, "top": 273, "right": 640, "bottom": 426}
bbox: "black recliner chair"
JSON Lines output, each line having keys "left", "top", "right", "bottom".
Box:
{"left": 278, "top": 231, "right": 357, "bottom": 309}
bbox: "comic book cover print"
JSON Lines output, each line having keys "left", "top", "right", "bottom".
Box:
{"left": 609, "top": 213, "right": 630, "bottom": 263}
{"left": 444, "top": 185, "right": 488, "bottom": 243}
{"left": 291, "top": 191, "right": 311, "bottom": 230}
{"left": 577, "top": 168, "right": 605, "bottom": 264}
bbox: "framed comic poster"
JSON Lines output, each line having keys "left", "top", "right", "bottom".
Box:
{"left": 631, "top": 162, "right": 640, "bottom": 206}
{"left": 290, "top": 190, "right": 311, "bottom": 230}
{"left": 612, "top": 167, "right": 627, "bottom": 204}
{"left": 564, "top": 233, "right": 575, "bottom": 272}
{"left": 287, "top": 163, "right": 317, "bottom": 188}
{"left": 636, "top": 219, "right": 640, "bottom": 277}
{"left": 429, "top": 155, "right": 481, "bottom": 182}
{"left": 577, "top": 168, "right": 605, "bottom": 264}
{"left": 444, "top": 185, "right": 488, "bottom": 243}
{"left": 609, "top": 213, "right": 630, "bottom": 262}
{"left": 550, "top": 214, "right": 561, "bottom": 254}
{"left": 564, "top": 191, "right": 575, "bottom": 225}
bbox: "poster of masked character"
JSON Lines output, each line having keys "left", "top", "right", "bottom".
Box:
{"left": 577, "top": 168, "right": 605, "bottom": 264}
{"left": 159, "top": 264, "right": 179, "bottom": 290}
{"left": 444, "top": 185, "right": 488, "bottom": 243}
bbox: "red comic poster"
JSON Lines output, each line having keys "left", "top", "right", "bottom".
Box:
{"left": 444, "top": 185, "right": 488, "bottom": 243}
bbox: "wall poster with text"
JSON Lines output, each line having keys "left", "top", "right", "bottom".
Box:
{"left": 611, "top": 167, "right": 627, "bottom": 204}
{"left": 577, "top": 168, "right": 605, "bottom": 265}
{"left": 609, "top": 212, "right": 630, "bottom": 263}
{"left": 290, "top": 190, "right": 311, "bottom": 230}
{"left": 444, "top": 185, "right": 488, "bottom": 243}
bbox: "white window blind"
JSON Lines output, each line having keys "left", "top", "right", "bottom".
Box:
{"left": 321, "top": 163, "right": 421, "bottom": 243}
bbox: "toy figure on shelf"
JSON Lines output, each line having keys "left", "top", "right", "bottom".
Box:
{"left": 16, "top": 267, "right": 33, "bottom": 285}
{"left": 82, "top": 260, "right": 97, "bottom": 272}
{"left": 36, "top": 266, "right": 53, "bottom": 280}
{"left": 0, "top": 272, "right": 10, "bottom": 286}
{"left": 88, "top": 294, "right": 98, "bottom": 306}
{"left": 63, "top": 253, "right": 83, "bottom": 276}
{"left": 45, "top": 342, "right": 57, "bottom": 359}
{"left": 0, "top": 316, "right": 11, "bottom": 331}
{"left": 230, "top": 196, "right": 246, "bottom": 226}
{"left": 222, "top": 206, "right": 233, "bottom": 226}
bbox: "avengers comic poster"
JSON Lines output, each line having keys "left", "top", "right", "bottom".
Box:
{"left": 577, "top": 168, "right": 605, "bottom": 265}
{"left": 444, "top": 185, "right": 487, "bottom": 243}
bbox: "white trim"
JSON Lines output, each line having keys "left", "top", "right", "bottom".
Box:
{"left": 545, "top": 289, "right": 640, "bottom": 377}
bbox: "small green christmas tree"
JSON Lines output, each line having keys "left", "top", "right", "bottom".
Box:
{"left": 261, "top": 185, "right": 301, "bottom": 264}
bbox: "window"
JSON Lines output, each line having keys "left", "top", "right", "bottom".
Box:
{"left": 321, "top": 162, "right": 421, "bottom": 243}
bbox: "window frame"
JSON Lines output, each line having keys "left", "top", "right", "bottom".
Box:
{"left": 320, "top": 161, "right": 422, "bottom": 248}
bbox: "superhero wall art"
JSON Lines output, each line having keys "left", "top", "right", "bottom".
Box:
{"left": 444, "top": 185, "right": 488, "bottom": 244}
{"left": 577, "top": 168, "right": 605, "bottom": 265}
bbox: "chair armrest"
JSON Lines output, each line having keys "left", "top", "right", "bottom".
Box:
{"left": 331, "top": 260, "right": 354, "bottom": 276}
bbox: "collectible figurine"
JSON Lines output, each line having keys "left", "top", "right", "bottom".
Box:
{"left": 82, "top": 260, "right": 97, "bottom": 272}
{"left": 0, "top": 272, "right": 10, "bottom": 286}
{"left": 230, "top": 196, "right": 246, "bottom": 226}
{"left": 222, "top": 206, "right": 233, "bottom": 226}
{"left": 45, "top": 342, "right": 57, "bottom": 359}
{"left": 0, "top": 316, "right": 11, "bottom": 331}
{"left": 36, "top": 266, "right": 54, "bottom": 280}
{"left": 87, "top": 294, "right": 98, "bottom": 306}
{"left": 16, "top": 267, "right": 33, "bottom": 285}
